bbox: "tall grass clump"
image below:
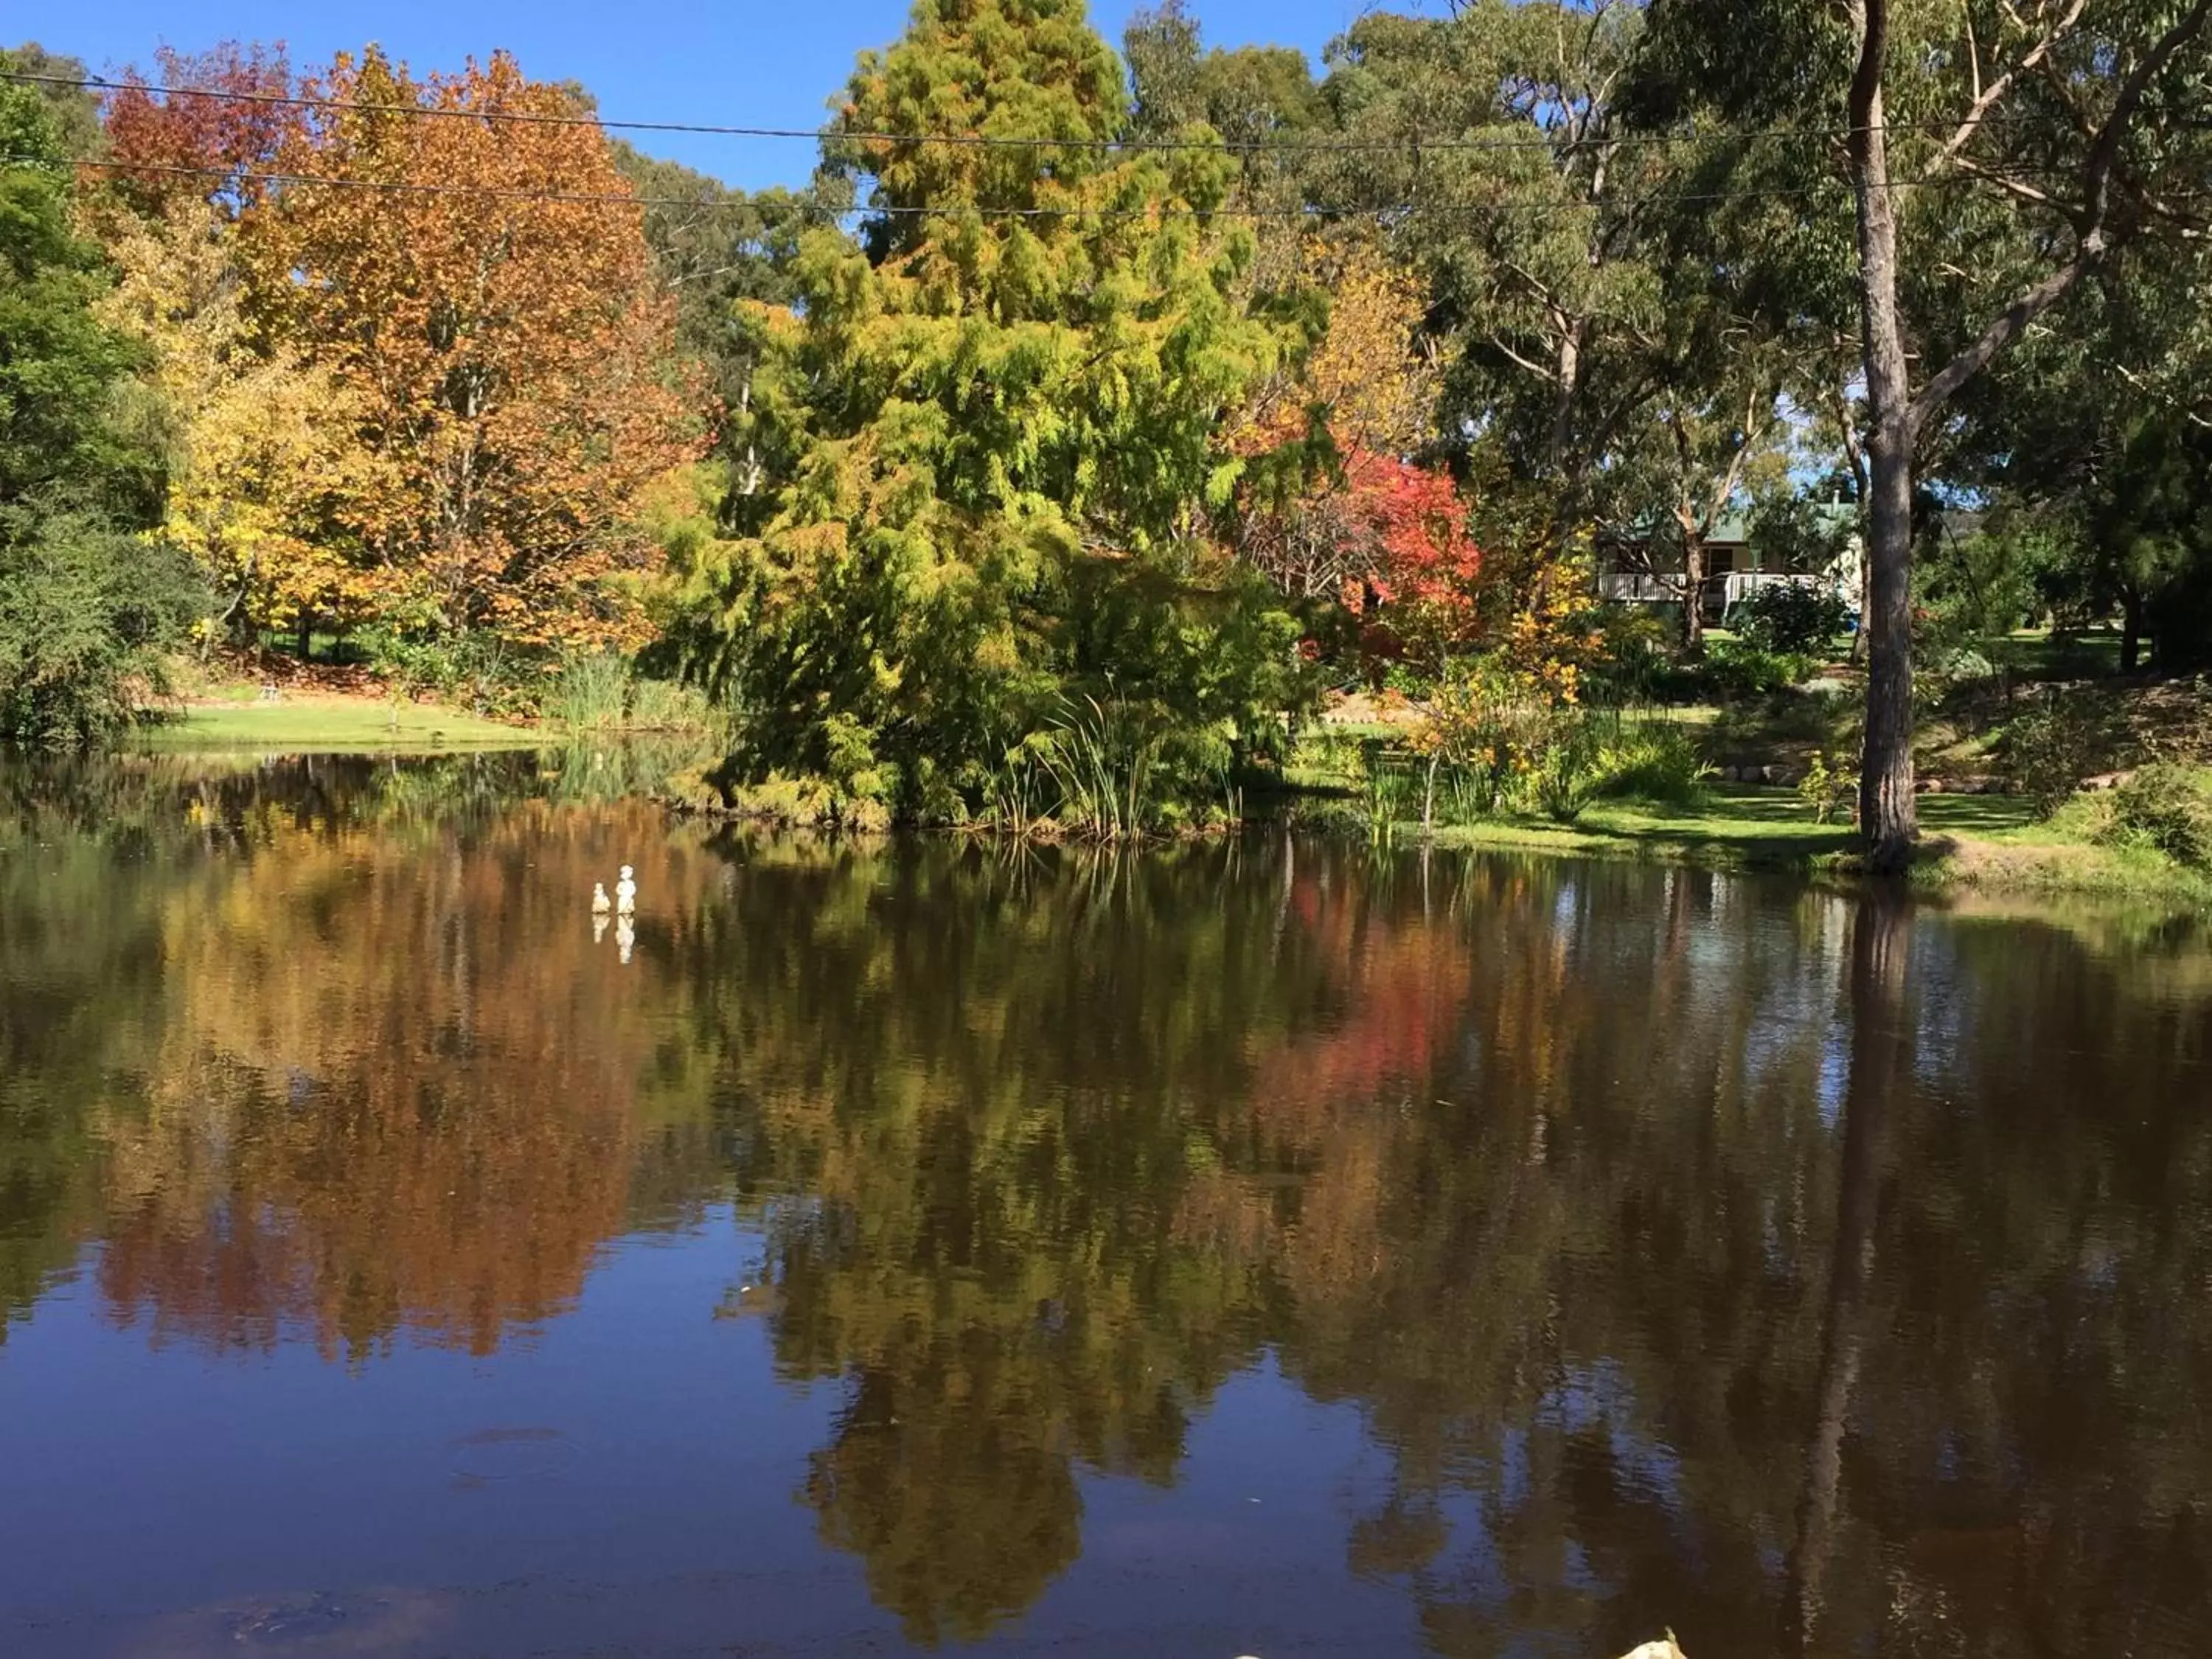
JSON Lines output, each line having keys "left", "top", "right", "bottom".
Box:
{"left": 980, "top": 696, "right": 1241, "bottom": 841}
{"left": 549, "top": 651, "right": 726, "bottom": 737}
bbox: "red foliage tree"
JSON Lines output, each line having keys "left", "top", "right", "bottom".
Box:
{"left": 100, "top": 43, "right": 299, "bottom": 214}
{"left": 1338, "top": 447, "right": 1482, "bottom": 661}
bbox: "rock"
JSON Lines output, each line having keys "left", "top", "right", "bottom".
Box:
{"left": 1919, "top": 776, "right": 1945, "bottom": 793}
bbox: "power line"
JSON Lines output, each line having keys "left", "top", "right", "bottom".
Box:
{"left": 7, "top": 149, "right": 2095, "bottom": 221}
{"left": 0, "top": 66, "right": 2101, "bottom": 161}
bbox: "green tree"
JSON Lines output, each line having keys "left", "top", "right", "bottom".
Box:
{"left": 1310, "top": 4, "right": 1658, "bottom": 503}
{"left": 0, "top": 77, "right": 194, "bottom": 742}
{"left": 1632, "top": 0, "right": 2212, "bottom": 863}
{"left": 0, "top": 82, "right": 149, "bottom": 512}
{"left": 1944, "top": 251, "right": 2212, "bottom": 671}
{"left": 608, "top": 144, "right": 840, "bottom": 526}
{"left": 0, "top": 44, "right": 105, "bottom": 159}
{"left": 667, "top": 0, "right": 1312, "bottom": 821}
{"left": 1124, "top": 0, "right": 1322, "bottom": 147}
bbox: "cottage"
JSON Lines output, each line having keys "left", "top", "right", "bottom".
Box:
{"left": 1596, "top": 506, "right": 1863, "bottom": 628}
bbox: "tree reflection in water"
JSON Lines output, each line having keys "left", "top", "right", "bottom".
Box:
{"left": 2, "top": 754, "right": 2210, "bottom": 1652}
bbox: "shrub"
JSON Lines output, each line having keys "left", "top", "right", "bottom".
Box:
{"left": 1702, "top": 640, "right": 1812, "bottom": 700}
{"left": 0, "top": 508, "right": 204, "bottom": 745}
{"left": 2001, "top": 691, "right": 2130, "bottom": 815}
{"left": 1520, "top": 709, "right": 1605, "bottom": 823}
{"left": 358, "top": 625, "right": 535, "bottom": 715}
{"left": 1731, "top": 583, "right": 1851, "bottom": 655}
{"left": 1592, "top": 721, "right": 1711, "bottom": 807}
{"left": 1585, "top": 605, "right": 1680, "bottom": 703}
{"left": 2101, "top": 765, "right": 2212, "bottom": 869}
{"left": 1797, "top": 752, "right": 1857, "bottom": 824}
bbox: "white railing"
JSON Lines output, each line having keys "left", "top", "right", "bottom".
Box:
{"left": 1597, "top": 572, "right": 1682, "bottom": 605}
{"left": 1719, "top": 570, "right": 1831, "bottom": 611}
{"left": 1599, "top": 569, "right": 1847, "bottom": 614}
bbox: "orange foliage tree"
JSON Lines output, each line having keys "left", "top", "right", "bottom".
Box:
{"left": 240, "top": 49, "right": 706, "bottom": 652}
{"left": 100, "top": 43, "right": 299, "bottom": 215}
{"left": 105, "top": 46, "right": 706, "bottom": 654}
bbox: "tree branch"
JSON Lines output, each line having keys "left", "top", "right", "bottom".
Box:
{"left": 1908, "top": 0, "right": 2212, "bottom": 433}
{"left": 1830, "top": 375, "right": 1870, "bottom": 501}
{"left": 1489, "top": 333, "right": 1559, "bottom": 383}
{"left": 1922, "top": 0, "right": 2089, "bottom": 181}
{"left": 1949, "top": 153, "right": 2063, "bottom": 209}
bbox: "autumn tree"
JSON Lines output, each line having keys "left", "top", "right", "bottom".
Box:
{"left": 99, "top": 42, "right": 299, "bottom": 215}
{"left": 1231, "top": 237, "right": 1484, "bottom": 667}
{"left": 94, "top": 201, "right": 382, "bottom": 645}
{"left": 238, "top": 49, "right": 705, "bottom": 653}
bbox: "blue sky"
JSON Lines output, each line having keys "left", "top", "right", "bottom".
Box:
{"left": 11, "top": 0, "right": 1399, "bottom": 192}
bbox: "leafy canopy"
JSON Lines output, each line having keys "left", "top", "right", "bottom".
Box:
{"left": 667, "top": 0, "right": 1313, "bottom": 818}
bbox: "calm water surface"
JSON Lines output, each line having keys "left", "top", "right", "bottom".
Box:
{"left": 3, "top": 754, "right": 2211, "bottom": 1658}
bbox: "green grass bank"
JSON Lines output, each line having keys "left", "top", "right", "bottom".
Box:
{"left": 138, "top": 693, "right": 538, "bottom": 751}
{"left": 1400, "top": 782, "right": 2212, "bottom": 909}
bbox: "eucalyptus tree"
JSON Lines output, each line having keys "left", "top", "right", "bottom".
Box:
{"left": 1634, "top": 0, "right": 2212, "bottom": 864}
{"left": 608, "top": 145, "right": 840, "bottom": 526}
{"left": 1944, "top": 243, "right": 2212, "bottom": 670}
{"left": 1301, "top": 3, "right": 1832, "bottom": 650}
{"left": 1123, "top": 0, "right": 1324, "bottom": 147}
{"left": 1312, "top": 2, "right": 1661, "bottom": 503}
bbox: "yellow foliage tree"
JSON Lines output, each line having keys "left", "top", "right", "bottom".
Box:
{"left": 1234, "top": 234, "right": 1438, "bottom": 464}
{"left": 95, "top": 200, "right": 388, "bottom": 643}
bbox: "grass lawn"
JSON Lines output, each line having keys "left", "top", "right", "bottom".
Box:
{"left": 1414, "top": 782, "right": 2212, "bottom": 908}
{"left": 2003, "top": 625, "right": 2126, "bottom": 681}
{"left": 140, "top": 692, "right": 538, "bottom": 751}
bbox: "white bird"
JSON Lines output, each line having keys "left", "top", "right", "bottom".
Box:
{"left": 615, "top": 865, "right": 637, "bottom": 916}
{"left": 591, "top": 882, "right": 613, "bottom": 916}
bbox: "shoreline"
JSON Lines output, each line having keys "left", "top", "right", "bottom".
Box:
{"left": 74, "top": 702, "right": 2212, "bottom": 917}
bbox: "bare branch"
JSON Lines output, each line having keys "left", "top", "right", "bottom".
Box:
{"left": 1707, "top": 380, "right": 1772, "bottom": 523}
{"left": 1950, "top": 153, "right": 2064, "bottom": 209}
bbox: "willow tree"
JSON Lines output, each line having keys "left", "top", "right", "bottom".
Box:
{"left": 667, "top": 0, "right": 1310, "bottom": 820}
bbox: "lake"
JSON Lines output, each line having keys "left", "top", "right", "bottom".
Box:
{"left": 3, "top": 754, "right": 2210, "bottom": 1658}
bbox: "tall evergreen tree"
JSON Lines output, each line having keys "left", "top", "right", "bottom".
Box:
{"left": 667, "top": 0, "right": 1312, "bottom": 820}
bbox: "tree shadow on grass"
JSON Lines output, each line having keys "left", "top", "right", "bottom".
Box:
{"left": 1917, "top": 793, "right": 2037, "bottom": 835}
